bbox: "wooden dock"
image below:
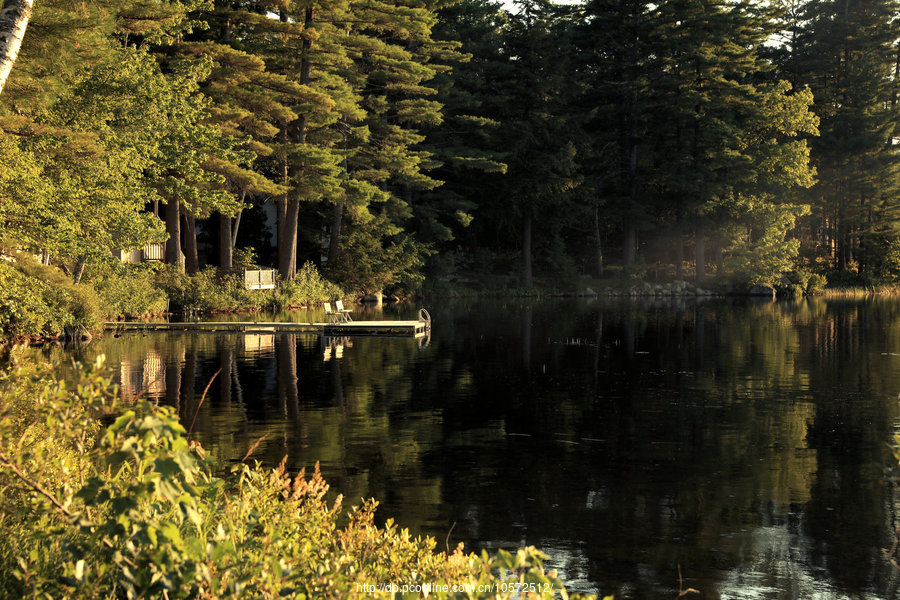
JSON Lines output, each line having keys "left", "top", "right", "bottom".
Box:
{"left": 104, "top": 319, "right": 430, "bottom": 338}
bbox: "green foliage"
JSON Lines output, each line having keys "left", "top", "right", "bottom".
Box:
{"left": 0, "top": 354, "right": 592, "bottom": 599}
{"left": 331, "top": 217, "right": 434, "bottom": 295}
{"left": 0, "top": 254, "right": 103, "bottom": 336}
{"left": 807, "top": 273, "right": 827, "bottom": 295}
{"left": 783, "top": 270, "right": 828, "bottom": 296}
{"left": 783, "top": 0, "right": 900, "bottom": 278}
{"left": 8, "top": 0, "right": 900, "bottom": 292}
{"left": 231, "top": 247, "right": 258, "bottom": 269}
{"left": 154, "top": 265, "right": 264, "bottom": 313}
{"left": 623, "top": 257, "right": 650, "bottom": 286}
{"left": 719, "top": 200, "right": 810, "bottom": 287}
{"left": 275, "top": 262, "right": 344, "bottom": 309}
{"left": 93, "top": 264, "right": 169, "bottom": 319}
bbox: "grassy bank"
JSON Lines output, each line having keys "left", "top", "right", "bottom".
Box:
{"left": 0, "top": 353, "right": 593, "bottom": 599}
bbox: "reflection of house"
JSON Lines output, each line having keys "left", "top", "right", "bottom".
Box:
{"left": 119, "top": 350, "right": 165, "bottom": 399}
{"left": 113, "top": 242, "right": 165, "bottom": 264}
{"left": 243, "top": 334, "right": 275, "bottom": 356}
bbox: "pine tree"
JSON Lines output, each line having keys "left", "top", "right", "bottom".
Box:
{"left": 251, "top": 1, "right": 357, "bottom": 281}
{"left": 174, "top": 1, "right": 297, "bottom": 269}
{"left": 647, "top": 0, "right": 816, "bottom": 283}
{"left": 579, "top": 0, "right": 657, "bottom": 272}
{"left": 480, "top": 0, "right": 581, "bottom": 287}
{"left": 325, "top": 0, "right": 453, "bottom": 292}
{"left": 416, "top": 0, "right": 509, "bottom": 280}
{"left": 786, "top": 0, "right": 900, "bottom": 278}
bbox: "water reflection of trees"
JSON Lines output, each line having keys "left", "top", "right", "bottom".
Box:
{"left": 41, "top": 298, "right": 900, "bottom": 599}
{"left": 428, "top": 298, "right": 900, "bottom": 598}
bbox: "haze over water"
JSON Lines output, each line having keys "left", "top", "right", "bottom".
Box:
{"left": 51, "top": 297, "right": 900, "bottom": 598}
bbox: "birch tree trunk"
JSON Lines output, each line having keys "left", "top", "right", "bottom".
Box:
{"left": 0, "top": 0, "right": 33, "bottom": 96}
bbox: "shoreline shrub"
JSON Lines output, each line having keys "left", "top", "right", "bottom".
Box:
{"left": 93, "top": 264, "right": 169, "bottom": 318}
{"left": 0, "top": 255, "right": 103, "bottom": 336}
{"left": 155, "top": 265, "right": 271, "bottom": 313}
{"left": 0, "top": 353, "right": 593, "bottom": 599}
{"left": 274, "top": 261, "right": 344, "bottom": 309}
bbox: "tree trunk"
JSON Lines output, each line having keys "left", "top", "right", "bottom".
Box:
{"left": 165, "top": 198, "right": 184, "bottom": 270}
{"left": 593, "top": 203, "right": 603, "bottom": 278}
{"left": 219, "top": 213, "right": 233, "bottom": 269}
{"left": 623, "top": 220, "right": 636, "bottom": 269}
{"left": 837, "top": 217, "right": 848, "bottom": 271}
{"left": 675, "top": 229, "right": 684, "bottom": 279}
{"left": 695, "top": 228, "right": 705, "bottom": 284}
{"left": 72, "top": 258, "right": 86, "bottom": 285}
{"left": 231, "top": 210, "right": 241, "bottom": 249}
{"left": 327, "top": 196, "right": 343, "bottom": 268}
{"left": 328, "top": 136, "right": 348, "bottom": 267}
{"left": 714, "top": 236, "right": 724, "bottom": 274}
{"left": 278, "top": 198, "right": 300, "bottom": 280}
{"left": 0, "top": 0, "right": 33, "bottom": 96}
{"left": 221, "top": 189, "right": 245, "bottom": 267}
{"left": 522, "top": 206, "right": 533, "bottom": 288}
{"left": 276, "top": 6, "right": 313, "bottom": 282}
{"left": 183, "top": 211, "right": 200, "bottom": 275}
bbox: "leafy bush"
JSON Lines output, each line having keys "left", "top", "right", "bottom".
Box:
{"left": 786, "top": 270, "right": 812, "bottom": 296}
{"left": 329, "top": 217, "right": 432, "bottom": 295}
{"left": 232, "top": 246, "right": 258, "bottom": 268}
{"left": 274, "top": 261, "right": 344, "bottom": 309}
{"left": 0, "top": 354, "right": 593, "bottom": 599}
{"left": 721, "top": 200, "right": 808, "bottom": 288}
{"left": 0, "top": 254, "right": 103, "bottom": 336}
{"left": 806, "top": 273, "right": 827, "bottom": 295}
{"left": 155, "top": 265, "right": 269, "bottom": 313}
{"left": 93, "top": 264, "right": 169, "bottom": 318}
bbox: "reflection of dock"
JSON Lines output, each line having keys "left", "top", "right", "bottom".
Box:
{"left": 105, "top": 319, "right": 430, "bottom": 338}
{"left": 322, "top": 336, "right": 352, "bottom": 360}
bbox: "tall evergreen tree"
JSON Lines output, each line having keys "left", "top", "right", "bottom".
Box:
{"left": 786, "top": 0, "right": 900, "bottom": 278}
{"left": 326, "top": 0, "right": 454, "bottom": 293}
{"left": 578, "top": 0, "right": 817, "bottom": 284}
{"left": 579, "top": 0, "right": 656, "bottom": 272}
{"left": 473, "top": 0, "right": 582, "bottom": 288}
{"left": 175, "top": 2, "right": 297, "bottom": 270}
{"left": 417, "top": 0, "right": 509, "bottom": 280}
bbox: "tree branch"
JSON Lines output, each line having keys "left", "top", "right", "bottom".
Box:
{"left": 0, "top": 450, "right": 74, "bottom": 518}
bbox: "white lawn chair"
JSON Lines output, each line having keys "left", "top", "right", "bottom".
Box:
{"left": 335, "top": 300, "right": 353, "bottom": 322}
{"left": 323, "top": 302, "right": 341, "bottom": 324}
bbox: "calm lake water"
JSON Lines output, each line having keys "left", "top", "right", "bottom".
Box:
{"left": 43, "top": 297, "right": 900, "bottom": 598}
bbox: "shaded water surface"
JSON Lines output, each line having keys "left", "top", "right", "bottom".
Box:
{"left": 47, "top": 298, "right": 900, "bottom": 598}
